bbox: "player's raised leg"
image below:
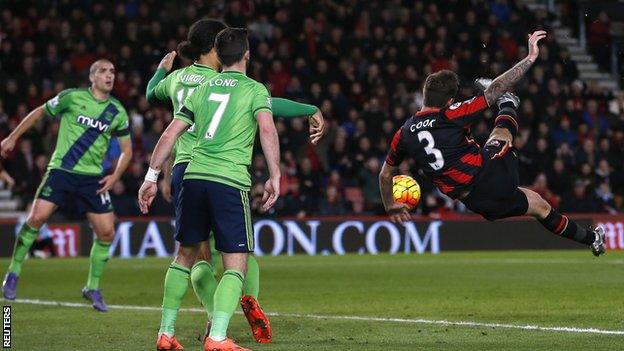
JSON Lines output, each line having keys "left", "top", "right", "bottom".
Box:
{"left": 520, "top": 188, "right": 605, "bottom": 255}
{"left": 82, "top": 211, "right": 115, "bottom": 312}
{"left": 487, "top": 98, "right": 605, "bottom": 256}
{"left": 3, "top": 198, "right": 57, "bottom": 300}
{"left": 494, "top": 97, "right": 605, "bottom": 255}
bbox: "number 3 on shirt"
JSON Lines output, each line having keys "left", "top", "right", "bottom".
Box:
{"left": 417, "top": 131, "right": 444, "bottom": 170}
{"left": 205, "top": 93, "right": 230, "bottom": 139}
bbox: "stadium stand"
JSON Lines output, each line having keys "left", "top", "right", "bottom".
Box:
{"left": 0, "top": 0, "right": 622, "bottom": 217}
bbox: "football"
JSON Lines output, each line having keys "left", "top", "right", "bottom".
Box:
{"left": 392, "top": 175, "right": 421, "bottom": 210}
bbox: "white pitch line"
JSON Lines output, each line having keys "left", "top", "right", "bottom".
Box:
{"left": 4, "top": 298, "right": 624, "bottom": 336}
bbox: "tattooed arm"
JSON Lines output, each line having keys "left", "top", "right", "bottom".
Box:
{"left": 484, "top": 31, "right": 547, "bottom": 106}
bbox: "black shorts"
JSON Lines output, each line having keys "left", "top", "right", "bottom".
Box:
{"left": 171, "top": 162, "right": 187, "bottom": 215}
{"left": 172, "top": 162, "right": 219, "bottom": 255}
{"left": 176, "top": 179, "right": 254, "bottom": 253}
{"left": 36, "top": 169, "right": 113, "bottom": 214}
{"left": 461, "top": 140, "right": 528, "bottom": 221}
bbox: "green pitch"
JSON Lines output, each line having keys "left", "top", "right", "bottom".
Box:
{"left": 4, "top": 251, "right": 624, "bottom": 350}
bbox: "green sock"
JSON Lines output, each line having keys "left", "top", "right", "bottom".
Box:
{"left": 159, "top": 262, "right": 191, "bottom": 336}
{"left": 191, "top": 260, "right": 218, "bottom": 318}
{"left": 8, "top": 224, "right": 39, "bottom": 276}
{"left": 86, "top": 240, "right": 112, "bottom": 290}
{"left": 243, "top": 256, "right": 259, "bottom": 299}
{"left": 209, "top": 269, "right": 244, "bottom": 340}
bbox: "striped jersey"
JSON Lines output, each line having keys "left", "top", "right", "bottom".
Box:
{"left": 43, "top": 88, "right": 130, "bottom": 175}
{"left": 386, "top": 94, "right": 489, "bottom": 198}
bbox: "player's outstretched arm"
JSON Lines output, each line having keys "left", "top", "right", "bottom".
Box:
{"left": 0, "top": 105, "right": 46, "bottom": 158}
{"left": 138, "top": 119, "right": 189, "bottom": 213}
{"left": 146, "top": 51, "right": 176, "bottom": 102}
{"left": 257, "top": 111, "right": 281, "bottom": 212}
{"left": 484, "top": 30, "right": 546, "bottom": 106}
{"left": 379, "top": 161, "right": 410, "bottom": 224}
{"left": 97, "top": 137, "right": 133, "bottom": 195}
{"left": 271, "top": 98, "right": 326, "bottom": 144}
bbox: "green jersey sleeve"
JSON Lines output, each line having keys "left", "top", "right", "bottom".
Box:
{"left": 115, "top": 108, "right": 131, "bottom": 138}
{"left": 251, "top": 83, "right": 272, "bottom": 117}
{"left": 174, "top": 86, "right": 199, "bottom": 126}
{"left": 271, "top": 98, "right": 317, "bottom": 118}
{"left": 44, "top": 89, "right": 74, "bottom": 117}
{"left": 146, "top": 68, "right": 167, "bottom": 102}
{"left": 153, "top": 71, "right": 173, "bottom": 101}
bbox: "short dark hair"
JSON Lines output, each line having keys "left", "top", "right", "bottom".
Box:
{"left": 89, "top": 59, "right": 113, "bottom": 75}
{"left": 177, "top": 19, "right": 227, "bottom": 60}
{"left": 215, "top": 28, "right": 249, "bottom": 67}
{"left": 423, "top": 70, "right": 459, "bottom": 108}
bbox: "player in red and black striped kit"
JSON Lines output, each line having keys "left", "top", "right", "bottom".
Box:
{"left": 379, "top": 31, "right": 606, "bottom": 256}
{"left": 385, "top": 89, "right": 489, "bottom": 200}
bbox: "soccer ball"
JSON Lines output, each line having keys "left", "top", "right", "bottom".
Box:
{"left": 392, "top": 175, "right": 421, "bottom": 210}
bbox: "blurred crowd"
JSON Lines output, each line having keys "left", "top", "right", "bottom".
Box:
{"left": 0, "top": 0, "right": 623, "bottom": 218}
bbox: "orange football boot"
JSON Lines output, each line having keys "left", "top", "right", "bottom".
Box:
{"left": 204, "top": 337, "right": 250, "bottom": 351}
{"left": 201, "top": 320, "right": 212, "bottom": 343}
{"left": 156, "top": 334, "right": 184, "bottom": 350}
{"left": 240, "top": 295, "right": 272, "bottom": 344}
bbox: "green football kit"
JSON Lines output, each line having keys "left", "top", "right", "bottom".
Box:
{"left": 38, "top": 88, "right": 130, "bottom": 213}
{"left": 147, "top": 64, "right": 317, "bottom": 337}
{"left": 6, "top": 87, "right": 130, "bottom": 301}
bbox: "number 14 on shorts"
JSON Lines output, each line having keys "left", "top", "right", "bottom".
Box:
{"left": 100, "top": 191, "right": 111, "bottom": 205}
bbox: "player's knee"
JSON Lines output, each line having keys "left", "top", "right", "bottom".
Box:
{"left": 196, "top": 241, "right": 212, "bottom": 262}
{"left": 175, "top": 245, "right": 199, "bottom": 269}
{"left": 522, "top": 189, "right": 551, "bottom": 219}
{"left": 222, "top": 253, "right": 248, "bottom": 273}
{"left": 27, "top": 211, "right": 49, "bottom": 228}
{"left": 95, "top": 227, "right": 115, "bottom": 242}
{"left": 196, "top": 250, "right": 212, "bottom": 263}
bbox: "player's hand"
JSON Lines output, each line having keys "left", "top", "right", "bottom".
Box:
{"left": 527, "top": 30, "right": 546, "bottom": 61}
{"left": 138, "top": 181, "right": 158, "bottom": 214}
{"left": 0, "top": 137, "right": 16, "bottom": 158}
{"left": 386, "top": 203, "right": 411, "bottom": 224}
{"left": 158, "top": 51, "right": 177, "bottom": 72}
{"left": 487, "top": 138, "right": 512, "bottom": 160}
{"left": 261, "top": 176, "right": 280, "bottom": 212}
{"left": 487, "top": 126, "right": 513, "bottom": 160}
{"left": 96, "top": 175, "right": 117, "bottom": 195}
{"left": 159, "top": 179, "right": 172, "bottom": 202}
{"left": 308, "top": 110, "right": 326, "bottom": 145}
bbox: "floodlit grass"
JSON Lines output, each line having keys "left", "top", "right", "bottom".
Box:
{"left": 4, "top": 251, "right": 624, "bottom": 350}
